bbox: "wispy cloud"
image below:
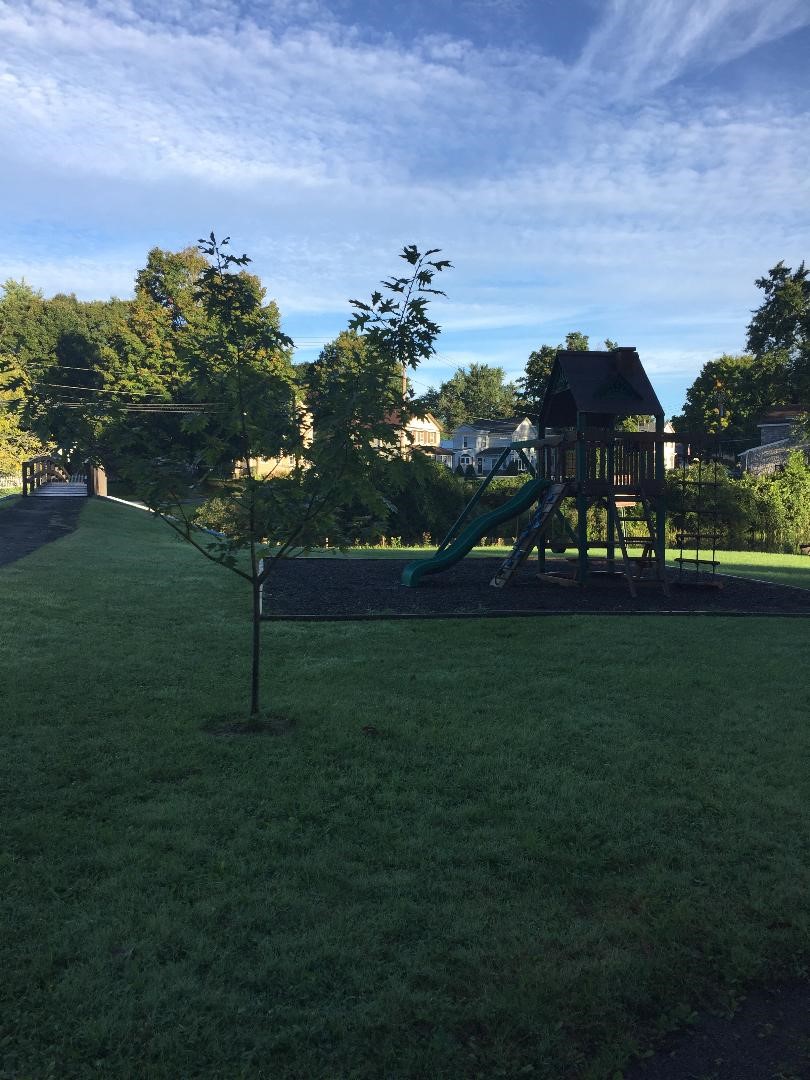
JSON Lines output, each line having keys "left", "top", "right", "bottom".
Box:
{"left": 0, "top": 0, "right": 808, "bottom": 416}
{"left": 571, "top": 0, "right": 810, "bottom": 99}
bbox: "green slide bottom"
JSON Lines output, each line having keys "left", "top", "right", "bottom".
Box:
{"left": 401, "top": 477, "right": 551, "bottom": 587}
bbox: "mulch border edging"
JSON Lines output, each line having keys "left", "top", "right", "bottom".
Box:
{"left": 262, "top": 609, "right": 810, "bottom": 622}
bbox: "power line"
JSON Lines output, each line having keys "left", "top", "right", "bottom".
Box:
{"left": 54, "top": 402, "right": 222, "bottom": 413}
{"left": 37, "top": 381, "right": 170, "bottom": 397}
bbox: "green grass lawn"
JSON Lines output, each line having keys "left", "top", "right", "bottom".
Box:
{"left": 2, "top": 500, "right": 810, "bottom": 1079}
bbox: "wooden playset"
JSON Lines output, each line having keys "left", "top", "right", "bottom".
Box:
{"left": 403, "top": 347, "right": 673, "bottom": 595}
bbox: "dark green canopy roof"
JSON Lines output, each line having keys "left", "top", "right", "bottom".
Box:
{"left": 538, "top": 348, "right": 664, "bottom": 428}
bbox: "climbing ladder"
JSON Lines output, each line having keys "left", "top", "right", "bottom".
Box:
{"left": 490, "top": 482, "right": 568, "bottom": 588}
{"left": 608, "top": 489, "right": 669, "bottom": 597}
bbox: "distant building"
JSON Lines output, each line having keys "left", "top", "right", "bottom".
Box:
{"left": 248, "top": 410, "right": 313, "bottom": 479}
{"left": 738, "top": 407, "right": 810, "bottom": 475}
{"left": 638, "top": 419, "right": 677, "bottom": 472}
{"left": 414, "top": 444, "right": 454, "bottom": 468}
{"left": 445, "top": 417, "right": 538, "bottom": 475}
{"left": 381, "top": 411, "right": 443, "bottom": 459}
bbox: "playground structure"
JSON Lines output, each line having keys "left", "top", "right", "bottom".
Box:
{"left": 671, "top": 440, "right": 725, "bottom": 587}
{"left": 402, "top": 347, "right": 671, "bottom": 596}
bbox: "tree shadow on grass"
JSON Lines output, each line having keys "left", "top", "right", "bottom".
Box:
{"left": 200, "top": 713, "right": 296, "bottom": 737}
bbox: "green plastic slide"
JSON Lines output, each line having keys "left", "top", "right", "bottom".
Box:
{"left": 401, "top": 477, "right": 551, "bottom": 587}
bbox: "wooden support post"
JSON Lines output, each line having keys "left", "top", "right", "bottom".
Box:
{"left": 576, "top": 414, "right": 588, "bottom": 584}
{"left": 537, "top": 531, "right": 546, "bottom": 572}
{"left": 655, "top": 415, "right": 666, "bottom": 571}
{"left": 606, "top": 434, "right": 615, "bottom": 574}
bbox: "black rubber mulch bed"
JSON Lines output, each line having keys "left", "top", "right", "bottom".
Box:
{"left": 624, "top": 981, "right": 810, "bottom": 1080}
{"left": 262, "top": 556, "right": 810, "bottom": 619}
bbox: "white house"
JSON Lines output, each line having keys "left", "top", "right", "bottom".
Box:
{"left": 637, "top": 419, "right": 677, "bottom": 472}
{"left": 445, "top": 417, "right": 538, "bottom": 475}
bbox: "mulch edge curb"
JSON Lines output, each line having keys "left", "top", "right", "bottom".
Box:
{"left": 262, "top": 609, "right": 810, "bottom": 622}
{"left": 261, "top": 568, "right": 810, "bottom": 621}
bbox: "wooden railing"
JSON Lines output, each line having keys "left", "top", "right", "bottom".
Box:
{"left": 21, "top": 456, "right": 70, "bottom": 497}
{"left": 537, "top": 430, "right": 666, "bottom": 494}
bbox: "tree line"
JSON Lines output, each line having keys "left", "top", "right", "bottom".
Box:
{"left": 4, "top": 255, "right": 806, "bottom": 471}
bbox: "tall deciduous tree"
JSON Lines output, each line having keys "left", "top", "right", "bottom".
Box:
{"left": 414, "top": 363, "right": 518, "bottom": 431}
{"left": 672, "top": 353, "right": 791, "bottom": 440}
{"left": 0, "top": 280, "right": 132, "bottom": 465}
{"left": 746, "top": 260, "right": 810, "bottom": 402}
{"left": 675, "top": 260, "right": 809, "bottom": 441}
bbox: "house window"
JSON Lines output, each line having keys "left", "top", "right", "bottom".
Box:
{"left": 462, "top": 436, "right": 468, "bottom": 448}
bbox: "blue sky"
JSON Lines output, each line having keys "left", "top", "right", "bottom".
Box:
{"left": 2, "top": 0, "right": 809, "bottom": 418}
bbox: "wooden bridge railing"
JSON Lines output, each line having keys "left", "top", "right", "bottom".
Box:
{"left": 21, "top": 456, "right": 70, "bottom": 497}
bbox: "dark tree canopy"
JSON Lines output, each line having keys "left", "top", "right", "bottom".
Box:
{"left": 676, "top": 259, "right": 810, "bottom": 440}
{"left": 746, "top": 261, "right": 810, "bottom": 403}
{"left": 0, "top": 281, "right": 131, "bottom": 461}
{"left": 672, "top": 352, "right": 790, "bottom": 441}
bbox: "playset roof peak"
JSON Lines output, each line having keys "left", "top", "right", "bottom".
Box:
{"left": 538, "top": 347, "right": 664, "bottom": 428}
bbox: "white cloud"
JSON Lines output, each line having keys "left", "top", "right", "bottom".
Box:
{"left": 571, "top": 0, "right": 810, "bottom": 100}
{"left": 0, "top": 0, "right": 808, "bottom": 417}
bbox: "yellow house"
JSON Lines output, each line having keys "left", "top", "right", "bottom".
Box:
{"left": 245, "top": 410, "right": 314, "bottom": 479}
{"left": 380, "top": 411, "right": 443, "bottom": 458}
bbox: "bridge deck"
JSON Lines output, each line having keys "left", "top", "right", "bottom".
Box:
{"left": 32, "top": 481, "right": 88, "bottom": 497}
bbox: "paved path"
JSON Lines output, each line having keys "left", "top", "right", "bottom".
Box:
{"left": 0, "top": 496, "right": 85, "bottom": 567}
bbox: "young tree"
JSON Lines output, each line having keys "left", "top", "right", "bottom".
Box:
{"left": 122, "top": 237, "right": 451, "bottom": 720}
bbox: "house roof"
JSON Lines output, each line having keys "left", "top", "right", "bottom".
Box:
{"left": 476, "top": 446, "right": 517, "bottom": 458}
{"left": 757, "top": 407, "right": 807, "bottom": 425}
{"left": 468, "top": 416, "right": 532, "bottom": 433}
{"left": 416, "top": 444, "right": 453, "bottom": 456}
{"left": 538, "top": 348, "right": 664, "bottom": 427}
{"left": 383, "top": 410, "right": 441, "bottom": 429}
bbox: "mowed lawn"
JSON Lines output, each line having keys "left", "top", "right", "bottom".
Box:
{"left": 2, "top": 501, "right": 810, "bottom": 1079}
